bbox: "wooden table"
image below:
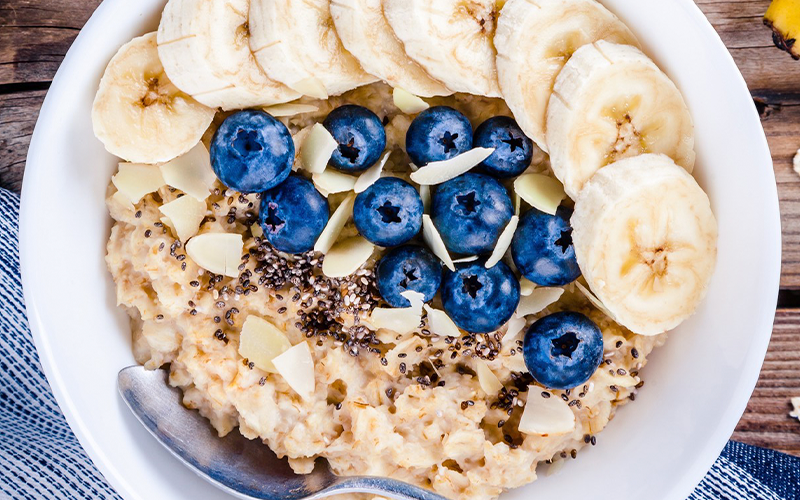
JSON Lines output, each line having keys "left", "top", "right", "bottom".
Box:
{"left": 1, "top": 0, "right": 798, "bottom": 457}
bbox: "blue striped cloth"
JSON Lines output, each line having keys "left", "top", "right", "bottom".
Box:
{"left": 1, "top": 187, "right": 798, "bottom": 500}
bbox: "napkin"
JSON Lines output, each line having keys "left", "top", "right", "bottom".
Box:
{"left": 1, "top": 187, "right": 797, "bottom": 500}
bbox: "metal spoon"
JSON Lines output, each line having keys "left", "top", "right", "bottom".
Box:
{"left": 118, "top": 366, "right": 449, "bottom": 500}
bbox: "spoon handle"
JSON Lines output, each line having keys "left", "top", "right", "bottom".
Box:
{"left": 311, "top": 475, "right": 452, "bottom": 500}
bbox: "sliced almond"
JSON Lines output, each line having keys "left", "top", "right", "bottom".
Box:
{"left": 575, "top": 281, "right": 616, "bottom": 320}
{"left": 238, "top": 316, "right": 292, "bottom": 373}
{"left": 185, "top": 232, "right": 243, "bottom": 278}
{"left": 312, "top": 169, "right": 357, "bottom": 196}
{"left": 486, "top": 216, "right": 518, "bottom": 269}
{"left": 501, "top": 316, "right": 527, "bottom": 354}
{"left": 159, "top": 195, "right": 206, "bottom": 242}
{"left": 354, "top": 151, "right": 391, "bottom": 193}
{"left": 518, "top": 389, "right": 576, "bottom": 436}
{"left": 514, "top": 174, "right": 566, "bottom": 216}
{"left": 263, "top": 102, "right": 320, "bottom": 117}
{"left": 424, "top": 305, "right": 461, "bottom": 338}
{"left": 110, "top": 190, "right": 134, "bottom": 211}
{"left": 159, "top": 142, "right": 216, "bottom": 201}
{"left": 393, "top": 88, "right": 430, "bottom": 114}
{"left": 422, "top": 215, "right": 454, "bottom": 271}
{"left": 452, "top": 255, "right": 479, "bottom": 264}
{"left": 514, "top": 192, "right": 521, "bottom": 216}
{"left": 251, "top": 223, "right": 264, "bottom": 238}
{"left": 272, "top": 341, "right": 315, "bottom": 401}
{"left": 504, "top": 352, "right": 529, "bottom": 373}
{"left": 301, "top": 123, "right": 338, "bottom": 174}
{"left": 516, "top": 287, "right": 564, "bottom": 318}
{"left": 293, "top": 77, "right": 328, "bottom": 100}
{"left": 112, "top": 163, "right": 165, "bottom": 204}
{"left": 519, "top": 278, "right": 536, "bottom": 296}
{"left": 314, "top": 193, "right": 356, "bottom": 254}
{"left": 322, "top": 236, "right": 374, "bottom": 278}
{"left": 476, "top": 359, "right": 503, "bottom": 395}
{"left": 409, "top": 147, "right": 494, "bottom": 185}
{"left": 369, "top": 291, "right": 424, "bottom": 336}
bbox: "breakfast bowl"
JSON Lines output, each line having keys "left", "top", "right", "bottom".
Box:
{"left": 19, "top": 0, "right": 780, "bottom": 499}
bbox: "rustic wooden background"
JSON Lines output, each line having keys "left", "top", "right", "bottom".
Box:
{"left": 0, "top": 0, "right": 798, "bottom": 456}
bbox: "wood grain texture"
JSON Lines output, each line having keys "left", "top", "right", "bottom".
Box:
{"left": 0, "top": 0, "right": 797, "bottom": 457}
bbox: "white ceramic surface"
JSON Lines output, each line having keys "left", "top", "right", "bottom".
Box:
{"left": 20, "top": 0, "right": 780, "bottom": 499}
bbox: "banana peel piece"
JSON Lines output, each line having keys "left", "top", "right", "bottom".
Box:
{"left": 765, "top": 0, "right": 800, "bottom": 60}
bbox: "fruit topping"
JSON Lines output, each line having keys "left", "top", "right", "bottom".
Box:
{"left": 474, "top": 116, "right": 534, "bottom": 178}
{"left": 376, "top": 245, "right": 443, "bottom": 307}
{"left": 354, "top": 177, "right": 423, "bottom": 247}
{"left": 511, "top": 207, "right": 581, "bottom": 286}
{"left": 406, "top": 106, "right": 473, "bottom": 167}
{"left": 259, "top": 175, "right": 329, "bottom": 254}
{"left": 323, "top": 105, "right": 387, "bottom": 172}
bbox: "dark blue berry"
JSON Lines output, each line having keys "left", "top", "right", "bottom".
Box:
{"left": 354, "top": 177, "right": 423, "bottom": 247}
{"left": 323, "top": 105, "right": 386, "bottom": 172}
{"left": 474, "top": 116, "right": 534, "bottom": 178}
{"left": 406, "top": 106, "right": 473, "bottom": 167}
{"left": 259, "top": 175, "right": 329, "bottom": 254}
{"left": 523, "top": 312, "right": 603, "bottom": 390}
{"left": 431, "top": 173, "right": 513, "bottom": 255}
{"left": 376, "top": 245, "right": 443, "bottom": 307}
{"left": 511, "top": 206, "right": 581, "bottom": 286}
{"left": 210, "top": 110, "right": 293, "bottom": 193}
{"left": 441, "top": 259, "right": 520, "bottom": 334}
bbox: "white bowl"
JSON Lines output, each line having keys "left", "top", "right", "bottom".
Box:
{"left": 20, "top": 0, "right": 780, "bottom": 499}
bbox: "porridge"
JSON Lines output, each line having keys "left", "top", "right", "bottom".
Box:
{"left": 95, "top": 0, "right": 717, "bottom": 499}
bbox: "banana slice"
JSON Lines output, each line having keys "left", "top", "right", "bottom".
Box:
{"left": 547, "top": 41, "right": 696, "bottom": 199}
{"left": 383, "top": 0, "right": 501, "bottom": 97}
{"left": 495, "top": 0, "right": 638, "bottom": 152}
{"left": 329, "top": 0, "right": 451, "bottom": 97}
{"left": 92, "top": 33, "right": 216, "bottom": 164}
{"left": 157, "top": 0, "right": 299, "bottom": 110}
{"left": 249, "top": 0, "right": 378, "bottom": 98}
{"left": 571, "top": 154, "right": 717, "bottom": 336}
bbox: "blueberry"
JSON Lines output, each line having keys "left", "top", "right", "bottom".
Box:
{"left": 441, "top": 259, "right": 520, "bottom": 334}
{"left": 354, "top": 177, "right": 423, "bottom": 247}
{"left": 323, "top": 105, "right": 387, "bottom": 172}
{"left": 431, "top": 173, "right": 513, "bottom": 255}
{"left": 511, "top": 206, "right": 581, "bottom": 286}
{"left": 406, "top": 106, "right": 473, "bottom": 167}
{"left": 474, "top": 116, "right": 534, "bottom": 178}
{"left": 259, "top": 175, "right": 329, "bottom": 254}
{"left": 376, "top": 245, "right": 443, "bottom": 307}
{"left": 210, "top": 110, "right": 294, "bottom": 193}
{"left": 522, "top": 312, "right": 603, "bottom": 390}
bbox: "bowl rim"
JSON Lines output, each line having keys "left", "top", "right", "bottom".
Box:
{"left": 19, "top": 0, "right": 781, "bottom": 499}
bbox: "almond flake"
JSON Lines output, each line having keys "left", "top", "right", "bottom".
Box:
{"left": 503, "top": 353, "right": 528, "bottom": 373}
{"left": 514, "top": 174, "right": 566, "bottom": 215}
{"left": 263, "top": 102, "right": 320, "bottom": 117}
{"left": 301, "top": 123, "right": 338, "bottom": 174}
{"left": 519, "top": 277, "right": 536, "bottom": 296}
{"left": 501, "top": 316, "right": 527, "bottom": 354}
{"left": 514, "top": 192, "right": 521, "bottom": 216}
{"left": 251, "top": 223, "right": 264, "bottom": 238}
{"left": 272, "top": 341, "right": 315, "bottom": 401}
{"left": 159, "top": 142, "right": 216, "bottom": 201}
{"left": 393, "top": 88, "right": 430, "bottom": 114}
{"left": 486, "top": 216, "right": 518, "bottom": 269}
{"left": 293, "top": 77, "right": 328, "bottom": 99}
{"left": 185, "top": 233, "right": 243, "bottom": 278}
{"left": 575, "top": 281, "right": 617, "bottom": 321}
{"left": 110, "top": 190, "right": 134, "bottom": 211}
{"left": 314, "top": 193, "right": 355, "bottom": 254}
{"left": 322, "top": 236, "right": 374, "bottom": 278}
{"left": 476, "top": 359, "right": 503, "bottom": 395}
{"left": 422, "top": 215, "right": 454, "bottom": 271}
{"left": 112, "top": 163, "right": 165, "bottom": 204}
{"left": 519, "top": 387, "right": 575, "bottom": 436}
{"left": 312, "top": 169, "right": 357, "bottom": 196}
{"left": 410, "top": 147, "right": 494, "bottom": 185}
{"left": 515, "top": 287, "right": 564, "bottom": 318}
{"left": 369, "top": 291, "right": 424, "bottom": 336}
{"left": 354, "top": 151, "right": 391, "bottom": 193}
{"left": 424, "top": 305, "right": 461, "bottom": 338}
{"left": 159, "top": 195, "right": 206, "bottom": 242}
{"left": 452, "top": 256, "right": 479, "bottom": 264}
{"left": 238, "top": 316, "right": 292, "bottom": 373}
{"left": 292, "top": 125, "right": 314, "bottom": 170}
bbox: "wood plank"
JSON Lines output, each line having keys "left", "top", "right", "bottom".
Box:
{"left": 733, "top": 309, "right": 800, "bottom": 456}
{"left": 0, "top": 90, "right": 44, "bottom": 193}
{"left": 0, "top": 0, "right": 101, "bottom": 85}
